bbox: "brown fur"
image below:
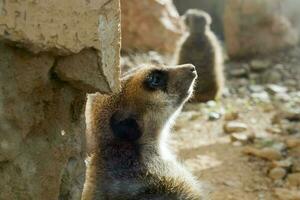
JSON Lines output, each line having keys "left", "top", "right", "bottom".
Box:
{"left": 176, "top": 9, "right": 224, "bottom": 102}
{"left": 82, "top": 64, "right": 206, "bottom": 200}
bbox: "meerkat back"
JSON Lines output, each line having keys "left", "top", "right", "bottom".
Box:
{"left": 82, "top": 64, "right": 206, "bottom": 200}
{"left": 176, "top": 9, "right": 224, "bottom": 102}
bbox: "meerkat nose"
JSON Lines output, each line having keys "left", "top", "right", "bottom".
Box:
{"left": 181, "top": 64, "right": 197, "bottom": 77}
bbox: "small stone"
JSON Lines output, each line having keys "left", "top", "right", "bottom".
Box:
{"left": 208, "top": 112, "right": 221, "bottom": 121}
{"left": 231, "top": 132, "right": 255, "bottom": 144}
{"left": 292, "top": 158, "right": 300, "bottom": 173}
{"left": 272, "top": 158, "right": 293, "bottom": 169}
{"left": 287, "top": 173, "right": 300, "bottom": 187}
{"left": 230, "top": 68, "right": 248, "bottom": 77}
{"left": 266, "top": 127, "right": 282, "bottom": 134}
{"left": 268, "top": 167, "right": 286, "bottom": 180}
{"left": 250, "top": 60, "right": 271, "bottom": 72}
{"left": 266, "top": 84, "right": 288, "bottom": 95}
{"left": 224, "top": 121, "right": 248, "bottom": 133}
{"left": 206, "top": 100, "right": 217, "bottom": 107}
{"left": 248, "top": 85, "right": 264, "bottom": 93}
{"left": 274, "top": 92, "right": 291, "bottom": 102}
{"left": 251, "top": 91, "right": 270, "bottom": 102}
{"left": 261, "top": 70, "right": 282, "bottom": 84}
{"left": 224, "top": 112, "right": 239, "bottom": 121}
{"left": 243, "top": 147, "right": 282, "bottom": 161}
{"left": 274, "top": 188, "right": 300, "bottom": 200}
{"left": 285, "top": 138, "right": 300, "bottom": 148}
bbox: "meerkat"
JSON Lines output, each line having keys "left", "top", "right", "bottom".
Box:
{"left": 82, "top": 64, "right": 206, "bottom": 200}
{"left": 176, "top": 9, "right": 224, "bottom": 102}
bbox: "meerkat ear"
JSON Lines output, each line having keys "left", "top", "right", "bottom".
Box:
{"left": 110, "top": 113, "right": 142, "bottom": 141}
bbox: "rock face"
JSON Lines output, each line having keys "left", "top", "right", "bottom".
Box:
{"left": 121, "top": 0, "right": 184, "bottom": 54}
{"left": 224, "top": 0, "right": 299, "bottom": 58}
{"left": 0, "top": 0, "right": 121, "bottom": 199}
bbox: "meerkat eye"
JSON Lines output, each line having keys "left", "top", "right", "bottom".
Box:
{"left": 145, "top": 70, "right": 168, "bottom": 91}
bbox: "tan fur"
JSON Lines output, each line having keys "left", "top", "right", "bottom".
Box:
{"left": 82, "top": 64, "right": 206, "bottom": 200}
{"left": 176, "top": 9, "right": 224, "bottom": 102}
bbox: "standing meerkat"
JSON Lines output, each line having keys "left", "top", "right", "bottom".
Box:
{"left": 82, "top": 64, "right": 206, "bottom": 200}
{"left": 176, "top": 9, "right": 224, "bottom": 102}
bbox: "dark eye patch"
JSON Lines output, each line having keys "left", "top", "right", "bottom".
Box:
{"left": 144, "top": 70, "right": 168, "bottom": 91}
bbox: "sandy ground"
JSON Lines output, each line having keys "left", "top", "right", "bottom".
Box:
{"left": 171, "top": 100, "right": 277, "bottom": 200}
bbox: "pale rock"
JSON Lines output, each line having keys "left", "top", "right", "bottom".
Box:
{"left": 250, "top": 60, "right": 271, "bottom": 72}
{"left": 224, "top": 121, "right": 248, "bottom": 133}
{"left": 243, "top": 147, "right": 282, "bottom": 161}
{"left": 272, "top": 159, "right": 293, "bottom": 169}
{"left": 224, "top": 112, "right": 239, "bottom": 121}
{"left": 251, "top": 91, "right": 270, "bottom": 102}
{"left": 287, "top": 173, "right": 300, "bottom": 187}
{"left": 286, "top": 138, "right": 300, "bottom": 148}
{"left": 268, "top": 167, "right": 286, "bottom": 180}
{"left": 266, "top": 84, "right": 288, "bottom": 95}
{"left": 292, "top": 158, "right": 300, "bottom": 173}
{"left": 121, "top": 0, "right": 184, "bottom": 53}
{"left": 248, "top": 85, "right": 264, "bottom": 93}
{"left": 0, "top": 0, "right": 121, "bottom": 199}
{"left": 230, "top": 68, "right": 248, "bottom": 77}
{"left": 274, "top": 188, "right": 300, "bottom": 200}
{"left": 261, "top": 70, "right": 283, "bottom": 84}
{"left": 224, "top": 0, "right": 299, "bottom": 58}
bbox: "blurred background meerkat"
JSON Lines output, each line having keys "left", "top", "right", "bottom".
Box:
{"left": 176, "top": 9, "right": 225, "bottom": 102}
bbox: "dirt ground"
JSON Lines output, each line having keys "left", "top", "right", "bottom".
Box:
{"left": 121, "top": 46, "right": 300, "bottom": 200}
{"left": 173, "top": 100, "right": 276, "bottom": 200}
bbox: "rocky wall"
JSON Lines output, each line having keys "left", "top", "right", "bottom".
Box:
{"left": 0, "top": 0, "right": 121, "bottom": 199}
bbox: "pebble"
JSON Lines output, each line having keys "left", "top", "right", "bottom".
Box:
{"left": 231, "top": 132, "right": 253, "bottom": 144}
{"left": 266, "top": 84, "right": 288, "bottom": 95}
{"left": 251, "top": 91, "right": 270, "bottom": 102}
{"left": 268, "top": 167, "right": 286, "bottom": 180}
{"left": 292, "top": 158, "right": 300, "bottom": 173}
{"left": 287, "top": 173, "right": 300, "bottom": 187}
{"left": 208, "top": 112, "right": 221, "bottom": 121}
{"left": 261, "top": 70, "right": 282, "bottom": 84}
{"left": 274, "top": 92, "right": 291, "bottom": 102}
{"left": 250, "top": 60, "right": 271, "bottom": 72}
{"left": 243, "top": 147, "right": 282, "bottom": 161}
{"left": 274, "top": 188, "right": 300, "bottom": 200}
{"left": 224, "top": 121, "right": 248, "bottom": 133}
{"left": 248, "top": 85, "right": 264, "bottom": 93}
{"left": 224, "top": 112, "right": 239, "bottom": 121}
{"left": 285, "top": 138, "right": 300, "bottom": 148}
{"left": 272, "top": 158, "right": 293, "bottom": 169}
{"left": 230, "top": 68, "right": 248, "bottom": 77}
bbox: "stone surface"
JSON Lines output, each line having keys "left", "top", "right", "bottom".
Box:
{"left": 250, "top": 60, "right": 271, "bottom": 72}
{"left": 55, "top": 49, "right": 111, "bottom": 93}
{"left": 121, "top": 0, "right": 184, "bottom": 54}
{"left": 0, "top": 0, "right": 116, "bottom": 55}
{"left": 243, "top": 147, "right": 282, "bottom": 161}
{"left": 224, "top": 0, "right": 299, "bottom": 58}
{"left": 224, "top": 121, "right": 248, "bottom": 133}
{"left": 0, "top": 0, "right": 121, "bottom": 199}
{"left": 274, "top": 188, "right": 300, "bottom": 200}
{"left": 268, "top": 167, "right": 286, "bottom": 180}
{"left": 287, "top": 173, "right": 300, "bottom": 187}
{"left": 266, "top": 84, "right": 288, "bottom": 95}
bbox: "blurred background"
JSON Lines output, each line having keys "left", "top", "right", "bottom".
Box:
{"left": 0, "top": 0, "right": 299, "bottom": 199}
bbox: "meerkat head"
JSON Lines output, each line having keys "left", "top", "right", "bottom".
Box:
{"left": 183, "top": 9, "right": 212, "bottom": 34}
{"left": 110, "top": 64, "right": 197, "bottom": 144}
